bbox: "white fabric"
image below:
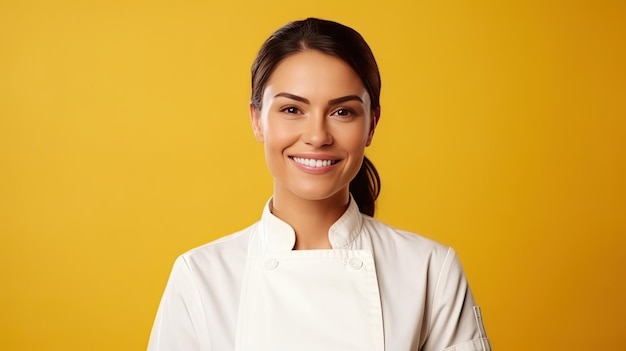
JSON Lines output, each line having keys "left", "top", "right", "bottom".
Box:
{"left": 148, "top": 198, "right": 491, "bottom": 351}
{"left": 236, "top": 250, "right": 384, "bottom": 351}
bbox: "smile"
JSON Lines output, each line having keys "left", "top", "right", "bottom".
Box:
{"left": 290, "top": 157, "right": 340, "bottom": 168}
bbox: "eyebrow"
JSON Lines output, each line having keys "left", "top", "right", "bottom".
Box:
{"left": 274, "top": 92, "right": 364, "bottom": 105}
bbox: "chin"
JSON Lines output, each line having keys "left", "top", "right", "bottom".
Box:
{"left": 288, "top": 184, "right": 348, "bottom": 202}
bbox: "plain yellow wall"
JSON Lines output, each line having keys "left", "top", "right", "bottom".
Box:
{"left": 1, "top": 0, "right": 624, "bottom": 350}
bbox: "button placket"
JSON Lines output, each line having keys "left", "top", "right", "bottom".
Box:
{"left": 264, "top": 258, "right": 279, "bottom": 271}
{"left": 347, "top": 256, "right": 364, "bottom": 270}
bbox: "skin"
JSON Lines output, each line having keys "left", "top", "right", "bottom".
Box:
{"left": 250, "top": 50, "right": 379, "bottom": 249}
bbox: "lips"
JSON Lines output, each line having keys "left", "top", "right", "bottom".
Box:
{"left": 291, "top": 157, "right": 340, "bottom": 168}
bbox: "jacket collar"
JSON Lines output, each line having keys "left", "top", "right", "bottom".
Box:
{"left": 257, "top": 196, "right": 364, "bottom": 252}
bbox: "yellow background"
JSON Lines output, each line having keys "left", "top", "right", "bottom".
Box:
{"left": 1, "top": 0, "right": 624, "bottom": 350}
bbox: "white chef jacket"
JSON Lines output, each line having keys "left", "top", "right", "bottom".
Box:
{"left": 148, "top": 198, "right": 491, "bottom": 351}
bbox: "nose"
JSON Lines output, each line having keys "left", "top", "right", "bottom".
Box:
{"left": 302, "top": 114, "right": 333, "bottom": 147}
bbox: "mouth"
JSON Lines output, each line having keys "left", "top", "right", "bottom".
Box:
{"left": 289, "top": 156, "right": 341, "bottom": 168}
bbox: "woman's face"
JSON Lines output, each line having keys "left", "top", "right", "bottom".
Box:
{"left": 251, "top": 50, "right": 377, "bottom": 203}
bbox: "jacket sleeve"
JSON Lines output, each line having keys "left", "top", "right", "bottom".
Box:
{"left": 147, "top": 256, "right": 211, "bottom": 351}
{"left": 422, "top": 248, "right": 492, "bottom": 351}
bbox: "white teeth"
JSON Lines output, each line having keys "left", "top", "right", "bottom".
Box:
{"left": 292, "top": 157, "right": 337, "bottom": 168}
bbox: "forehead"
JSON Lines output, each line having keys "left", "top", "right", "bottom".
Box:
{"left": 263, "top": 50, "right": 369, "bottom": 102}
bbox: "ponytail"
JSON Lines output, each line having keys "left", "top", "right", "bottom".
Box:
{"left": 349, "top": 156, "right": 381, "bottom": 217}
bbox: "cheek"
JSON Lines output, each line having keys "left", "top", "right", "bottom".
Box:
{"left": 263, "top": 119, "right": 298, "bottom": 151}
{"left": 335, "top": 124, "right": 370, "bottom": 151}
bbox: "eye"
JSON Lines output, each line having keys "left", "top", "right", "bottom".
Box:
{"left": 332, "top": 108, "right": 355, "bottom": 118}
{"left": 280, "top": 106, "right": 301, "bottom": 115}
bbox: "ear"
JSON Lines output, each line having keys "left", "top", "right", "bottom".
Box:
{"left": 366, "top": 107, "right": 380, "bottom": 146}
{"left": 250, "top": 104, "right": 264, "bottom": 142}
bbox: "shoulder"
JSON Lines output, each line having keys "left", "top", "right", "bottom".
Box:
{"left": 177, "top": 222, "right": 257, "bottom": 273}
{"left": 361, "top": 216, "right": 473, "bottom": 305}
{"left": 360, "top": 215, "right": 464, "bottom": 283}
{"left": 362, "top": 215, "right": 451, "bottom": 259}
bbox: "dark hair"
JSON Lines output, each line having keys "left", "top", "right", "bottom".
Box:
{"left": 251, "top": 18, "right": 381, "bottom": 216}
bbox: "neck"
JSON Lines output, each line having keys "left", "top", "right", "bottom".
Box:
{"left": 271, "top": 188, "right": 350, "bottom": 250}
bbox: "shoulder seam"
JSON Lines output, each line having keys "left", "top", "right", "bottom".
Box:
{"left": 179, "top": 255, "right": 213, "bottom": 345}
{"left": 426, "top": 246, "right": 455, "bottom": 338}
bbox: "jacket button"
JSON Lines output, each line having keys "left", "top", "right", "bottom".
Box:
{"left": 348, "top": 257, "right": 364, "bottom": 270}
{"left": 265, "top": 259, "right": 279, "bottom": 271}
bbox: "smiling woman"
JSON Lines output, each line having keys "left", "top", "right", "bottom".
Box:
{"left": 147, "top": 18, "right": 491, "bottom": 351}
{"left": 251, "top": 50, "right": 376, "bottom": 237}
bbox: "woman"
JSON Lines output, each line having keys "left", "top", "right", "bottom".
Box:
{"left": 148, "top": 18, "right": 491, "bottom": 351}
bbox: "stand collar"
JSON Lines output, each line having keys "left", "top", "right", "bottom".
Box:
{"left": 258, "top": 196, "right": 364, "bottom": 252}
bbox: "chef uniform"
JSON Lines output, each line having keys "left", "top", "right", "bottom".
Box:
{"left": 148, "top": 197, "right": 491, "bottom": 351}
